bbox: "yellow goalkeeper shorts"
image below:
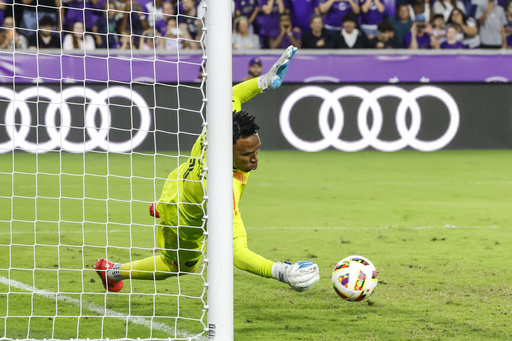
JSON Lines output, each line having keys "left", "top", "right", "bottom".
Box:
{"left": 157, "top": 223, "right": 205, "bottom": 273}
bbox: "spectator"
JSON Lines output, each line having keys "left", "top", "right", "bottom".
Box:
{"left": 193, "top": 63, "right": 205, "bottom": 82}
{"left": 162, "top": 17, "right": 182, "bottom": 51}
{"left": 301, "top": 13, "right": 332, "bottom": 48}
{"left": 259, "top": 0, "right": 287, "bottom": 48}
{"left": 431, "top": 13, "right": 446, "bottom": 44}
{"left": 475, "top": 0, "right": 507, "bottom": 48}
{"left": 165, "top": 15, "right": 197, "bottom": 49}
{"left": 319, "top": 0, "right": 361, "bottom": 36}
{"left": 62, "top": 20, "right": 96, "bottom": 50}
{"left": 146, "top": 0, "right": 164, "bottom": 28}
{"left": 3, "top": 1, "right": 22, "bottom": 31}
{"left": 115, "top": 30, "right": 133, "bottom": 49}
{"left": 433, "top": 0, "right": 466, "bottom": 21}
{"left": 390, "top": 3, "right": 413, "bottom": 47}
{"left": 178, "top": 0, "right": 199, "bottom": 40}
{"left": 0, "top": 16, "right": 28, "bottom": 49}
{"left": 440, "top": 23, "right": 467, "bottom": 47}
{"left": 331, "top": 13, "right": 369, "bottom": 48}
{"left": 18, "top": 0, "right": 62, "bottom": 31}
{"left": 233, "top": 15, "right": 261, "bottom": 50}
{"left": 404, "top": 15, "right": 440, "bottom": 48}
{"left": 269, "top": 12, "right": 302, "bottom": 48}
{"left": 360, "top": 0, "right": 386, "bottom": 39}
{"left": 63, "top": 0, "right": 104, "bottom": 33}
{"left": 155, "top": 1, "right": 175, "bottom": 36}
{"left": 117, "top": 0, "right": 149, "bottom": 46}
{"left": 368, "top": 20, "right": 400, "bottom": 47}
{"left": 139, "top": 27, "right": 163, "bottom": 50}
{"left": 92, "top": 1, "right": 121, "bottom": 48}
{"left": 506, "top": 0, "right": 512, "bottom": 47}
{"left": 240, "top": 57, "right": 262, "bottom": 82}
{"left": 28, "top": 15, "right": 61, "bottom": 49}
{"left": 0, "top": 0, "right": 6, "bottom": 27}
{"left": 447, "top": 7, "right": 479, "bottom": 48}
{"left": 408, "top": 0, "right": 431, "bottom": 22}
{"left": 234, "top": 0, "right": 259, "bottom": 33}
{"left": 284, "top": 0, "right": 320, "bottom": 34}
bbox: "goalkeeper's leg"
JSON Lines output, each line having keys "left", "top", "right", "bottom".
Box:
{"left": 119, "top": 254, "right": 179, "bottom": 280}
{"left": 95, "top": 224, "right": 202, "bottom": 291}
{"left": 94, "top": 255, "right": 178, "bottom": 292}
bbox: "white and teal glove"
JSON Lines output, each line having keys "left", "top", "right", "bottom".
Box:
{"left": 257, "top": 45, "right": 297, "bottom": 92}
{"left": 272, "top": 260, "right": 320, "bottom": 292}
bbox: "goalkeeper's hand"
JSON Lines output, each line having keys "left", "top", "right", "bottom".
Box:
{"left": 272, "top": 260, "right": 320, "bottom": 292}
{"left": 257, "top": 45, "right": 297, "bottom": 92}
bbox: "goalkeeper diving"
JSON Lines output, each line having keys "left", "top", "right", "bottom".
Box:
{"left": 94, "top": 46, "right": 320, "bottom": 293}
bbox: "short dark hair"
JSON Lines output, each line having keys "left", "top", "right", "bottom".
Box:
{"left": 377, "top": 20, "right": 394, "bottom": 33}
{"left": 279, "top": 13, "right": 291, "bottom": 22}
{"left": 432, "top": 14, "right": 444, "bottom": 21}
{"left": 342, "top": 13, "right": 358, "bottom": 24}
{"left": 445, "top": 24, "right": 457, "bottom": 31}
{"left": 233, "top": 111, "right": 260, "bottom": 145}
{"left": 310, "top": 14, "right": 323, "bottom": 24}
{"left": 39, "top": 15, "right": 55, "bottom": 28}
{"left": 447, "top": 7, "right": 468, "bottom": 25}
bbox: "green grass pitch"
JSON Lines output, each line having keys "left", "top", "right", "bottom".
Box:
{"left": 1, "top": 150, "right": 511, "bottom": 340}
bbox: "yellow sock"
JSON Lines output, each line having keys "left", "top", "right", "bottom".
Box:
{"left": 119, "top": 255, "right": 178, "bottom": 280}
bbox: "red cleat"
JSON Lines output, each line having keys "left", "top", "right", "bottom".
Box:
{"left": 94, "top": 258, "right": 124, "bottom": 292}
{"left": 149, "top": 202, "right": 160, "bottom": 218}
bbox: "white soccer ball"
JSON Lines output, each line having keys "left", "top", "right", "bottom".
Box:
{"left": 331, "top": 255, "right": 378, "bottom": 302}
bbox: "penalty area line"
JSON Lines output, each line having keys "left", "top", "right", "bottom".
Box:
{"left": 247, "top": 225, "right": 499, "bottom": 230}
{"left": 0, "top": 276, "right": 204, "bottom": 341}
{"left": 0, "top": 229, "right": 153, "bottom": 236}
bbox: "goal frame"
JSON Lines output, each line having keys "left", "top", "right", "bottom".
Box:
{"left": 205, "top": 0, "right": 234, "bottom": 340}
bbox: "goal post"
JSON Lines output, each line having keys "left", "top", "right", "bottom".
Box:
{"left": 205, "top": 0, "right": 234, "bottom": 340}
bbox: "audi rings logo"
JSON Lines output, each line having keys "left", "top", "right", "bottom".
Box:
{"left": 279, "top": 85, "right": 460, "bottom": 152}
{"left": 0, "top": 86, "right": 151, "bottom": 154}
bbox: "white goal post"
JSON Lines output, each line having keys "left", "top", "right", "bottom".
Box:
{"left": 205, "top": 0, "right": 233, "bottom": 339}
{"left": 0, "top": 0, "right": 233, "bottom": 340}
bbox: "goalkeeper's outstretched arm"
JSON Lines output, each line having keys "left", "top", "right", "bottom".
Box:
{"left": 230, "top": 46, "right": 320, "bottom": 292}
{"left": 232, "top": 45, "right": 297, "bottom": 113}
{"left": 233, "top": 233, "right": 320, "bottom": 292}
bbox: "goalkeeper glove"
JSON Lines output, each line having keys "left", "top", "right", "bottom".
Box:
{"left": 272, "top": 260, "right": 320, "bottom": 292}
{"left": 257, "top": 45, "right": 297, "bottom": 92}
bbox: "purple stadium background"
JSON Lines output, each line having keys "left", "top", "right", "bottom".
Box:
{"left": 1, "top": 52, "right": 511, "bottom": 84}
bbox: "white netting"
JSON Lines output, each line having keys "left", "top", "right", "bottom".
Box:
{"left": 0, "top": 0, "right": 208, "bottom": 339}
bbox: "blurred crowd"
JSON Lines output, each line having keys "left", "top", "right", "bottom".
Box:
{"left": 0, "top": 0, "right": 202, "bottom": 50}
{"left": 0, "top": 0, "right": 511, "bottom": 51}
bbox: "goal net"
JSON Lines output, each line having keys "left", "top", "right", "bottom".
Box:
{"left": 0, "top": 0, "right": 213, "bottom": 339}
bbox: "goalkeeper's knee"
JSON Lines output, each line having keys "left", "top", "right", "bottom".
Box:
{"left": 272, "top": 260, "right": 320, "bottom": 292}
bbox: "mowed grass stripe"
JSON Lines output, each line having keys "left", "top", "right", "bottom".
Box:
{"left": 1, "top": 150, "right": 512, "bottom": 340}
{"left": 0, "top": 276, "right": 203, "bottom": 340}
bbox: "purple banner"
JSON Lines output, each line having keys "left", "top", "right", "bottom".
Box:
{"left": 1, "top": 51, "right": 512, "bottom": 83}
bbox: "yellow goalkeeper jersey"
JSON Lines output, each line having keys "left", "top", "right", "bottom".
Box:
{"left": 155, "top": 78, "right": 274, "bottom": 278}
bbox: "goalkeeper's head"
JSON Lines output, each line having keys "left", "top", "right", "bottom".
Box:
{"left": 233, "top": 111, "right": 261, "bottom": 173}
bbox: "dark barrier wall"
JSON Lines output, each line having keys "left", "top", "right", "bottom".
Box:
{"left": 0, "top": 83, "right": 204, "bottom": 153}
{"left": 1, "top": 83, "right": 511, "bottom": 153}
{"left": 245, "top": 83, "right": 512, "bottom": 151}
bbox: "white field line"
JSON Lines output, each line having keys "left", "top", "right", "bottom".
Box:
{"left": 248, "top": 225, "right": 499, "bottom": 230}
{"left": 0, "top": 276, "right": 205, "bottom": 341}
{"left": 0, "top": 225, "right": 500, "bottom": 237}
{"left": 256, "top": 181, "right": 512, "bottom": 186}
{"left": 0, "top": 229, "right": 136, "bottom": 235}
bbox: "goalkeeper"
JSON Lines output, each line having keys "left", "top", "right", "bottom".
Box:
{"left": 95, "top": 46, "right": 320, "bottom": 293}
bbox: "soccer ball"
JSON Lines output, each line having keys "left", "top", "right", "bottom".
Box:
{"left": 331, "top": 255, "right": 378, "bottom": 302}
